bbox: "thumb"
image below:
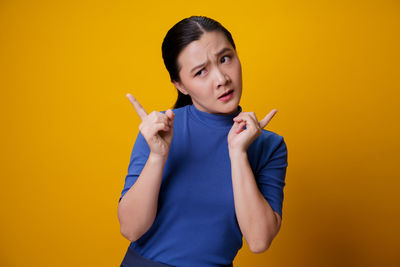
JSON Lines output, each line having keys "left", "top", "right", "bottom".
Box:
{"left": 166, "top": 109, "right": 175, "bottom": 120}
{"left": 165, "top": 109, "right": 175, "bottom": 127}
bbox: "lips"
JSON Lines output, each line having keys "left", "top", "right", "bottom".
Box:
{"left": 218, "top": 89, "right": 233, "bottom": 99}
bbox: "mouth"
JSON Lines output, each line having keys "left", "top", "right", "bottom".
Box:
{"left": 218, "top": 89, "right": 234, "bottom": 99}
{"left": 218, "top": 89, "right": 234, "bottom": 102}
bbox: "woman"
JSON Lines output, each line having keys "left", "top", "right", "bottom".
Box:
{"left": 118, "top": 16, "right": 288, "bottom": 267}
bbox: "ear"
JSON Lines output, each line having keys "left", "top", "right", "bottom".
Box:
{"left": 172, "top": 80, "right": 189, "bottom": 95}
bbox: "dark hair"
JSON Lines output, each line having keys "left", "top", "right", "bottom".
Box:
{"left": 161, "top": 16, "right": 236, "bottom": 109}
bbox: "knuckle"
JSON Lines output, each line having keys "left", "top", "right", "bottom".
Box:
{"left": 149, "top": 111, "right": 157, "bottom": 118}
{"left": 161, "top": 116, "right": 169, "bottom": 124}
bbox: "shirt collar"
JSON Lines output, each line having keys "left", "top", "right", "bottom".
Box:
{"left": 188, "top": 104, "right": 242, "bottom": 129}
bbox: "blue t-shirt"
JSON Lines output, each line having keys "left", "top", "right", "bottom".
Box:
{"left": 119, "top": 104, "right": 288, "bottom": 267}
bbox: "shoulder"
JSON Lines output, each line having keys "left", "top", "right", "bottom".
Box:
{"left": 160, "top": 105, "right": 189, "bottom": 115}
{"left": 257, "top": 129, "right": 285, "bottom": 148}
{"left": 247, "top": 129, "right": 288, "bottom": 175}
{"left": 160, "top": 105, "right": 189, "bottom": 113}
{"left": 248, "top": 129, "right": 287, "bottom": 162}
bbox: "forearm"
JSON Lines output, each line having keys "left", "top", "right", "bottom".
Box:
{"left": 118, "top": 152, "right": 167, "bottom": 242}
{"left": 229, "top": 151, "right": 280, "bottom": 253}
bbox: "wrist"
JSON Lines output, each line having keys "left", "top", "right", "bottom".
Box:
{"left": 228, "top": 148, "right": 247, "bottom": 160}
{"left": 148, "top": 152, "right": 168, "bottom": 164}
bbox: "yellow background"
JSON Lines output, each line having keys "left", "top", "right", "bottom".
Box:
{"left": 1, "top": 0, "right": 399, "bottom": 266}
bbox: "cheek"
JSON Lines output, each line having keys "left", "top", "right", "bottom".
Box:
{"left": 236, "top": 60, "right": 242, "bottom": 75}
{"left": 188, "top": 80, "right": 211, "bottom": 97}
{"left": 231, "top": 65, "right": 242, "bottom": 83}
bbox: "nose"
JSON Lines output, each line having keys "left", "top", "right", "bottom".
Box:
{"left": 214, "top": 67, "right": 229, "bottom": 88}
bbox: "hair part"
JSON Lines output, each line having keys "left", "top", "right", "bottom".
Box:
{"left": 161, "top": 16, "right": 236, "bottom": 109}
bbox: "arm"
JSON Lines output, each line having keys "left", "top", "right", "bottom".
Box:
{"left": 118, "top": 94, "right": 174, "bottom": 242}
{"left": 227, "top": 109, "right": 285, "bottom": 253}
{"left": 229, "top": 150, "right": 281, "bottom": 254}
{"left": 117, "top": 153, "right": 167, "bottom": 242}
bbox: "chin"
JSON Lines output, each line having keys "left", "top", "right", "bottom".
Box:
{"left": 220, "top": 100, "right": 240, "bottom": 114}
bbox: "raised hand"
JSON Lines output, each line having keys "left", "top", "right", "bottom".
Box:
{"left": 126, "top": 93, "right": 175, "bottom": 158}
{"left": 227, "top": 109, "right": 278, "bottom": 155}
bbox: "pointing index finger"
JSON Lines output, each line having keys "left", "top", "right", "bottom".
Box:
{"left": 126, "top": 93, "right": 148, "bottom": 120}
{"left": 259, "top": 109, "right": 278, "bottom": 129}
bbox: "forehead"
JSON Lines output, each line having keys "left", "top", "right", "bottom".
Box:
{"left": 177, "top": 31, "right": 233, "bottom": 71}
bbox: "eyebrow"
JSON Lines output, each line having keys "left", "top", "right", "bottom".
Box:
{"left": 190, "top": 47, "right": 233, "bottom": 74}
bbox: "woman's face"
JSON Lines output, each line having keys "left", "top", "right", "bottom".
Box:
{"left": 173, "top": 31, "right": 242, "bottom": 115}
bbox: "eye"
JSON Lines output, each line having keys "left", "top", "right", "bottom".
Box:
{"left": 195, "top": 68, "right": 206, "bottom": 77}
{"left": 221, "top": 55, "right": 232, "bottom": 63}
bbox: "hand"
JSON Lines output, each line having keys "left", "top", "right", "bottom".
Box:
{"left": 126, "top": 93, "right": 175, "bottom": 158}
{"left": 227, "top": 109, "right": 278, "bottom": 155}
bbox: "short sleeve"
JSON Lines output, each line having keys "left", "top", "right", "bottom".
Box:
{"left": 256, "top": 136, "right": 288, "bottom": 219}
{"left": 119, "top": 131, "right": 150, "bottom": 203}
